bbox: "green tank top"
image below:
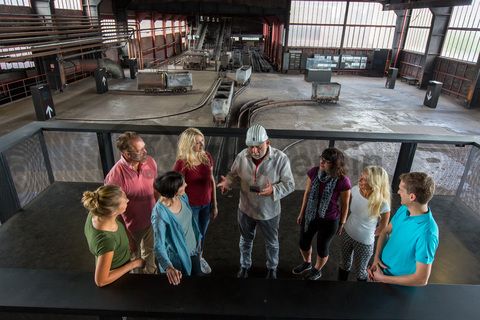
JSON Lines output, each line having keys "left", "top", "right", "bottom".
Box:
{"left": 84, "top": 213, "right": 131, "bottom": 269}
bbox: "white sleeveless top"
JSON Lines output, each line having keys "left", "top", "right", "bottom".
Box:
{"left": 344, "top": 186, "right": 389, "bottom": 245}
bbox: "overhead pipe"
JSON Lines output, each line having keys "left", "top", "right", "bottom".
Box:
{"left": 60, "top": 58, "right": 124, "bottom": 79}
{"left": 1, "top": 33, "right": 132, "bottom": 60}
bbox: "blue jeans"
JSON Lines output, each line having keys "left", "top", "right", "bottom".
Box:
{"left": 191, "top": 203, "right": 211, "bottom": 249}
{"left": 238, "top": 209, "right": 280, "bottom": 270}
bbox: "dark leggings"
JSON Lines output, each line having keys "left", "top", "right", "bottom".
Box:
{"left": 190, "top": 254, "right": 202, "bottom": 276}
{"left": 299, "top": 217, "right": 339, "bottom": 258}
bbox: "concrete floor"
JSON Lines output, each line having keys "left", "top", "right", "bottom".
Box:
{"left": 1, "top": 71, "right": 480, "bottom": 137}
{"left": 1, "top": 181, "right": 479, "bottom": 286}
{"left": 1, "top": 70, "right": 480, "bottom": 290}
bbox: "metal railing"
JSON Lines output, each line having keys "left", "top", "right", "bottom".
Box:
{"left": 0, "top": 73, "right": 47, "bottom": 105}
{"left": 1, "top": 121, "right": 479, "bottom": 224}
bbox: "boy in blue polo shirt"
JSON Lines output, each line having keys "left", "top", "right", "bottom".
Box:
{"left": 368, "top": 172, "right": 439, "bottom": 286}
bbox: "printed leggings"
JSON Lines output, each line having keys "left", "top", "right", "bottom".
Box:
{"left": 339, "top": 231, "right": 374, "bottom": 280}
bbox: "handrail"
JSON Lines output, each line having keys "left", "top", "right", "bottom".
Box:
{"left": 1, "top": 121, "right": 479, "bottom": 154}
{"left": 0, "top": 268, "right": 478, "bottom": 319}
{"left": 0, "top": 121, "right": 479, "bottom": 223}
{"left": 0, "top": 73, "right": 47, "bottom": 105}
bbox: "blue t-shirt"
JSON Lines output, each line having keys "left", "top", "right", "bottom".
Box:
{"left": 381, "top": 205, "right": 439, "bottom": 276}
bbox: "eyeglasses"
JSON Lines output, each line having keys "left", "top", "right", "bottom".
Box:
{"left": 128, "top": 148, "right": 147, "bottom": 155}
{"left": 320, "top": 157, "right": 332, "bottom": 165}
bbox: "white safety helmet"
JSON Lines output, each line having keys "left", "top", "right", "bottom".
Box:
{"left": 245, "top": 124, "right": 269, "bottom": 146}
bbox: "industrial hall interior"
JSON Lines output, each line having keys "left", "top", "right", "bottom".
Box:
{"left": 1, "top": 0, "right": 480, "bottom": 319}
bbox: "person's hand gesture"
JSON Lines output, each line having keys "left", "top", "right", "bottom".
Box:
{"left": 217, "top": 176, "right": 231, "bottom": 194}
{"left": 130, "top": 258, "right": 145, "bottom": 271}
{"left": 166, "top": 266, "right": 183, "bottom": 285}
{"left": 368, "top": 257, "right": 387, "bottom": 281}
{"left": 258, "top": 180, "right": 273, "bottom": 196}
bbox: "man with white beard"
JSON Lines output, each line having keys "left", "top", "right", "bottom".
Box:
{"left": 217, "top": 124, "right": 295, "bottom": 279}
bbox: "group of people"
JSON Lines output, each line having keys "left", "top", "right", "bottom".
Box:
{"left": 82, "top": 124, "right": 439, "bottom": 288}
{"left": 82, "top": 128, "right": 216, "bottom": 286}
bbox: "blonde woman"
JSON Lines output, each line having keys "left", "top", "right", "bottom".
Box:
{"left": 82, "top": 185, "right": 144, "bottom": 287}
{"left": 338, "top": 166, "right": 391, "bottom": 281}
{"left": 173, "top": 128, "right": 217, "bottom": 274}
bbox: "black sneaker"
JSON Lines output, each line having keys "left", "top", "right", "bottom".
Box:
{"left": 292, "top": 262, "right": 312, "bottom": 275}
{"left": 266, "top": 269, "right": 277, "bottom": 280}
{"left": 237, "top": 267, "right": 249, "bottom": 279}
{"left": 304, "top": 268, "right": 322, "bottom": 280}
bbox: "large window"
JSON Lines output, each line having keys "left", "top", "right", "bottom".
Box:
{"left": 0, "top": 0, "right": 29, "bottom": 5}
{"left": 441, "top": 0, "right": 480, "bottom": 62}
{"left": 288, "top": 1, "right": 395, "bottom": 49}
{"left": 0, "top": 46, "right": 34, "bottom": 70}
{"left": 288, "top": 1, "right": 346, "bottom": 47}
{"left": 140, "top": 19, "right": 152, "bottom": 37}
{"left": 344, "top": 1, "right": 396, "bottom": 49}
{"left": 403, "top": 9, "right": 432, "bottom": 53}
{"left": 54, "top": 0, "right": 81, "bottom": 10}
{"left": 0, "top": 61, "right": 34, "bottom": 70}
{"left": 101, "top": 19, "right": 117, "bottom": 43}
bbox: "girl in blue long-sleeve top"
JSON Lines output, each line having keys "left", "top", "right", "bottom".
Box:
{"left": 151, "top": 171, "right": 203, "bottom": 285}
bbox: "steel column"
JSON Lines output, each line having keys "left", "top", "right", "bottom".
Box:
{"left": 418, "top": 7, "right": 453, "bottom": 88}
{"left": 466, "top": 52, "right": 480, "bottom": 108}
{"left": 391, "top": 9, "right": 411, "bottom": 68}
{"left": 96, "top": 132, "right": 115, "bottom": 178}
{"left": 337, "top": 1, "right": 350, "bottom": 69}
{"left": 392, "top": 142, "right": 417, "bottom": 192}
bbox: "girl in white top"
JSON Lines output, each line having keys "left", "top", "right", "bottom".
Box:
{"left": 338, "top": 166, "right": 391, "bottom": 281}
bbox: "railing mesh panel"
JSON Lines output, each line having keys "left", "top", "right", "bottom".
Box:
{"left": 111, "top": 133, "right": 179, "bottom": 174}
{"left": 270, "top": 138, "right": 329, "bottom": 189}
{"left": 335, "top": 141, "right": 401, "bottom": 187}
{"left": 5, "top": 133, "right": 50, "bottom": 207}
{"left": 44, "top": 132, "right": 103, "bottom": 182}
{"left": 458, "top": 147, "right": 480, "bottom": 213}
{"left": 412, "top": 144, "right": 471, "bottom": 196}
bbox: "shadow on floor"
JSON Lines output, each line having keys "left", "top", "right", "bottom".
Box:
{"left": 1, "top": 182, "right": 479, "bottom": 286}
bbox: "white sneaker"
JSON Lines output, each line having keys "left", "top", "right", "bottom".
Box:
{"left": 200, "top": 257, "right": 212, "bottom": 274}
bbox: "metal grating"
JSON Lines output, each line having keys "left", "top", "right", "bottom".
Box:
{"left": 111, "top": 133, "right": 178, "bottom": 175}
{"left": 458, "top": 147, "right": 480, "bottom": 214}
{"left": 44, "top": 132, "right": 103, "bottom": 183}
{"left": 269, "top": 138, "right": 329, "bottom": 189}
{"left": 4, "top": 133, "right": 50, "bottom": 207}
{"left": 335, "top": 141, "right": 401, "bottom": 187}
{"left": 411, "top": 144, "right": 472, "bottom": 196}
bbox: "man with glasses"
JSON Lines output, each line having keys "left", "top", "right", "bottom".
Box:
{"left": 217, "top": 124, "right": 295, "bottom": 279}
{"left": 105, "top": 131, "right": 157, "bottom": 274}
